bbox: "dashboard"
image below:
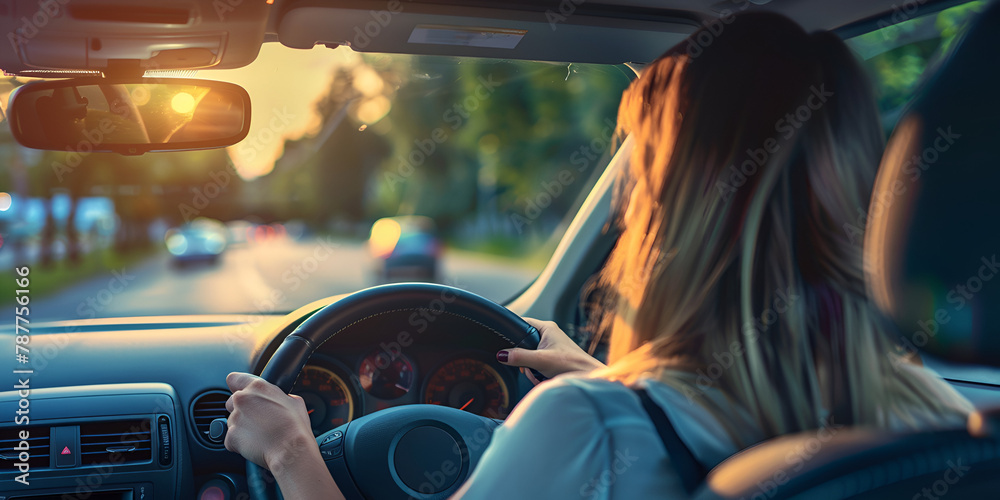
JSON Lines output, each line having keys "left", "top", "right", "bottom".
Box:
{"left": 0, "top": 305, "right": 533, "bottom": 500}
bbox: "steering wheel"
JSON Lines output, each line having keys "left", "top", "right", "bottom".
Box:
{"left": 243, "top": 283, "right": 541, "bottom": 499}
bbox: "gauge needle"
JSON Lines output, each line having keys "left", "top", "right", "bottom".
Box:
{"left": 308, "top": 409, "right": 315, "bottom": 414}
{"left": 459, "top": 398, "right": 474, "bottom": 411}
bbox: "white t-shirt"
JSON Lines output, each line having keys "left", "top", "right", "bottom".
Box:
{"left": 454, "top": 374, "right": 757, "bottom": 499}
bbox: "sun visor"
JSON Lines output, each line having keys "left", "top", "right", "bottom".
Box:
{"left": 277, "top": 3, "right": 698, "bottom": 65}
{"left": 0, "top": 0, "right": 270, "bottom": 75}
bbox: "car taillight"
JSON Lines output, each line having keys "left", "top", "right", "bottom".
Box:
{"left": 369, "top": 219, "right": 401, "bottom": 258}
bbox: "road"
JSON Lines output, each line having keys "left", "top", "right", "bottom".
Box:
{"left": 29, "top": 237, "right": 539, "bottom": 322}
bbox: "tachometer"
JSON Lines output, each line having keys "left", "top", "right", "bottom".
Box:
{"left": 424, "top": 358, "right": 510, "bottom": 419}
{"left": 293, "top": 365, "right": 354, "bottom": 435}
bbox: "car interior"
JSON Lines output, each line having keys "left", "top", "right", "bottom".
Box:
{"left": 1, "top": 0, "right": 999, "bottom": 499}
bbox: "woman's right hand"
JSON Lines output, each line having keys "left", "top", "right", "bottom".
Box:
{"left": 497, "top": 317, "right": 606, "bottom": 384}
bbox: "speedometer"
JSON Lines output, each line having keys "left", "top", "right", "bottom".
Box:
{"left": 293, "top": 365, "right": 355, "bottom": 435}
{"left": 424, "top": 358, "right": 510, "bottom": 419}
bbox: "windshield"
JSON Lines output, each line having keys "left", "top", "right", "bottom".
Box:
{"left": 0, "top": 47, "right": 633, "bottom": 321}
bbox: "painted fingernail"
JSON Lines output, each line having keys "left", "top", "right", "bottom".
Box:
{"left": 497, "top": 350, "right": 509, "bottom": 363}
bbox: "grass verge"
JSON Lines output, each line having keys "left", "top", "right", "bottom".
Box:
{"left": 0, "top": 247, "right": 159, "bottom": 304}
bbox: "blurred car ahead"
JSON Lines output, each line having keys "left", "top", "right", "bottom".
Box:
{"left": 368, "top": 216, "right": 442, "bottom": 282}
{"left": 165, "top": 218, "right": 228, "bottom": 267}
{"left": 224, "top": 219, "right": 254, "bottom": 247}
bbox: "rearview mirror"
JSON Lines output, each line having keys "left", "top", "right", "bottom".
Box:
{"left": 7, "top": 78, "right": 251, "bottom": 155}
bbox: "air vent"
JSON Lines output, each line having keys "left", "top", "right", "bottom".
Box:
{"left": 0, "top": 426, "right": 50, "bottom": 468}
{"left": 191, "top": 391, "right": 231, "bottom": 447}
{"left": 79, "top": 420, "right": 152, "bottom": 466}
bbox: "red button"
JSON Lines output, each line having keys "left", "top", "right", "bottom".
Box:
{"left": 53, "top": 426, "right": 77, "bottom": 468}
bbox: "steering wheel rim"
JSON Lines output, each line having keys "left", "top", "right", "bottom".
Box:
{"left": 247, "top": 282, "right": 541, "bottom": 499}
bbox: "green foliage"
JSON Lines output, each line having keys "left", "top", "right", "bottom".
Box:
{"left": 263, "top": 55, "right": 632, "bottom": 255}
{"left": 848, "top": 1, "right": 985, "bottom": 124}
{"left": 372, "top": 57, "right": 630, "bottom": 227}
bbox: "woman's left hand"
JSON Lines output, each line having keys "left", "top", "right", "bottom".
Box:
{"left": 224, "top": 372, "right": 315, "bottom": 472}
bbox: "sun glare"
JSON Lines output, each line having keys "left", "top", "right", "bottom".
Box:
{"left": 171, "top": 92, "right": 196, "bottom": 114}
{"left": 208, "top": 44, "right": 357, "bottom": 180}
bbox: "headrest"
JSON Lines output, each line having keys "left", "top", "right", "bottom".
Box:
{"left": 866, "top": 1, "right": 1000, "bottom": 365}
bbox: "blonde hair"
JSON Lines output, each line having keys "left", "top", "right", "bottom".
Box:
{"left": 591, "top": 14, "right": 970, "bottom": 444}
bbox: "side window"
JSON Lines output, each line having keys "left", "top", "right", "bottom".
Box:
{"left": 845, "top": 1, "right": 987, "bottom": 129}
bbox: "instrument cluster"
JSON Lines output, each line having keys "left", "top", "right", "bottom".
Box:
{"left": 291, "top": 348, "right": 514, "bottom": 436}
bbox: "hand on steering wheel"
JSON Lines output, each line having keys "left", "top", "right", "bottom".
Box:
{"left": 224, "top": 372, "right": 312, "bottom": 470}
{"left": 225, "top": 372, "right": 343, "bottom": 499}
{"left": 496, "top": 318, "right": 606, "bottom": 384}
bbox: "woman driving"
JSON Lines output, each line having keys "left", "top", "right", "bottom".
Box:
{"left": 223, "top": 12, "right": 972, "bottom": 499}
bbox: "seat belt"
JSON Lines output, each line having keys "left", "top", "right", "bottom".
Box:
{"left": 633, "top": 388, "right": 708, "bottom": 495}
